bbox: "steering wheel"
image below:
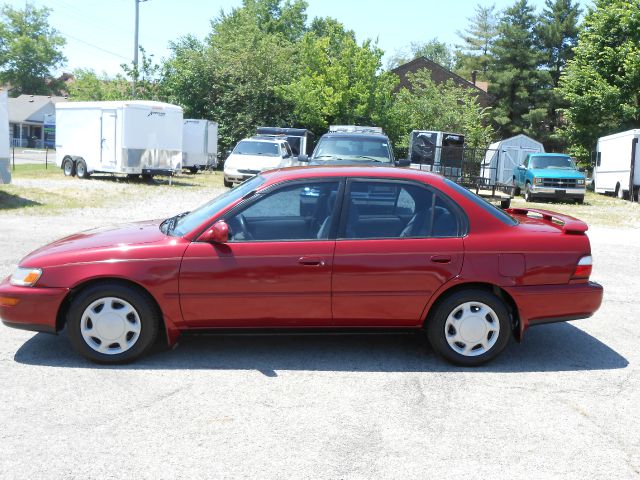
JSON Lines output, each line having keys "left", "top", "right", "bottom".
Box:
{"left": 233, "top": 214, "right": 253, "bottom": 240}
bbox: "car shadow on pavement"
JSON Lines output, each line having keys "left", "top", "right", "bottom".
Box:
{"left": 14, "top": 322, "right": 628, "bottom": 374}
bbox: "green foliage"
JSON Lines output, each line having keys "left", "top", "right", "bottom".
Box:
{"left": 66, "top": 69, "right": 130, "bottom": 101}
{"left": 559, "top": 0, "right": 640, "bottom": 163}
{"left": 388, "top": 39, "right": 456, "bottom": 70}
{"left": 277, "top": 18, "right": 396, "bottom": 132}
{"left": 121, "top": 46, "right": 161, "bottom": 100}
{"left": 387, "top": 69, "right": 494, "bottom": 150}
{"left": 455, "top": 4, "right": 498, "bottom": 81}
{"left": 0, "top": 3, "right": 66, "bottom": 96}
{"left": 489, "top": 0, "right": 548, "bottom": 137}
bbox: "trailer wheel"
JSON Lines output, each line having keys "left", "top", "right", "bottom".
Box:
{"left": 76, "top": 159, "right": 90, "bottom": 179}
{"left": 500, "top": 198, "right": 511, "bottom": 209}
{"left": 142, "top": 173, "right": 154, "bottom": 181}
{"left": 187, "top": 167, "right": 199, "bottom": 174}
{"left": 513, "top": 178, "right": 520, "bottom": 196}
{"left": 62, "top": 157, "right": 75, "bottom": 177}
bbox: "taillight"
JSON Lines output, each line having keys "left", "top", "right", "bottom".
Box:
{"left": 572, "top": 255, "right": 592, "bottom": 279}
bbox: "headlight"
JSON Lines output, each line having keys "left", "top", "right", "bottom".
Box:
{"left": 10, "top": 267, "right": 43, "bottom": 287}
{"left": 576, "top": 179, "right": 585, "bottom": 185}
{"left": 534, "top": 177, "right": 543, "bottom": 185}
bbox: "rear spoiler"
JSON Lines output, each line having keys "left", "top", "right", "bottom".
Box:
{"left": 505, "top": 207, "right": 588, "bottom": 234}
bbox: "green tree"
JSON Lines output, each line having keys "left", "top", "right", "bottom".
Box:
{"left": 489, "top": 0, "right": 547, "bottom": 137}
{"left": 388, "top": 39, "right": 456, "bottom": 70}
{"left": 66, "top": 69, "right": 130, "bottom": 101}
{"left": 456, "top": 4, "right": 498, "bottom": 81}
{"left": 278, "top": 18, "right": 396, "bottom": 132}
{"left": 0, "top": 3, "right": 66, "bottom": 96}
{"left": 558, "top": 0, "right": 640, "bottom": 162}
{"left": 387, "top": 69, "right": 494, "bottom": 150}
{"left": 121, "top": 46, "right": 161, "bottom": 100}
{"left": 160, "top": 35, "right": 213, "bottom": 119}
{"left": 532, "top": 0, "right": 581, "bottom": 148}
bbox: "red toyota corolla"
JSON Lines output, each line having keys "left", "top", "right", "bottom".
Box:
{"left": 0, "top": 166, "right": 603, "bottom": 365}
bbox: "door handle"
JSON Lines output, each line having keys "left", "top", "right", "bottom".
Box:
{"left": 430, "top": 255, "right": 452, "bottom": 264}
{"left": 298, "top": 256, "right": 325, "bottom": 266}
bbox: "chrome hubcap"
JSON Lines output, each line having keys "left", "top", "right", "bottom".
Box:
{"left": 80, "top": 297, "right": 141, "bottom": 355}
{"left": 444, "top": 301, "right": 500, "bottom": 357}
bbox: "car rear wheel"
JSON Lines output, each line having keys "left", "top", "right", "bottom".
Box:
{"left": 67, "top": 283, "right": 159, "bottom": 364}
{"left": 224, "top": 178, "right": 233, "bottom": 188}
{"left": 426, "top": 289, "right": 511, "bottom": 366}
{"left": 524, "top": 183, "right": 534, "bottom": 202}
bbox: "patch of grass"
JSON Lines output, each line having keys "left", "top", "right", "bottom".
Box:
{"left": 1, "top": 165, "right": 225, "bottom": 214}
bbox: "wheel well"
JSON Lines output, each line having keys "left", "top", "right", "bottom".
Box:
{"left": 56, "top": 278, "right": 168, "bottom": 345}
{"left": 423, "top": 282, "right": 521, "bottom": 340}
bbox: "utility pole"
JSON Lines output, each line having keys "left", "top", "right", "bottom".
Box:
{"left": 132, "top": 0, "right": 149, "bottom": 98}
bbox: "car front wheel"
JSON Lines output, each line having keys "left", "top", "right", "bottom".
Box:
{"left": 66, "top": 283, "right": 160, "bottom": 364}
{"left": 524, "top": 183, "right": 534, "bottom": 202}
{"left": 426, "top": 289, "right": 511, "bottom": 366}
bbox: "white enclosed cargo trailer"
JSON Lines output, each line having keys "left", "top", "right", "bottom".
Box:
{"left": 595, "top": 129, "right": 640, "bottom": 200}
{"left": 481, "top": 134, "right": 544, "bottom": 186}
{"left": 0, "top": 89, "right": 10, "bottom": 184}
{"left": 182, "top": 119, "right": 218, "bottom": 172}
{"left": 55, "top": 100, "right": 183, "bottom": 178}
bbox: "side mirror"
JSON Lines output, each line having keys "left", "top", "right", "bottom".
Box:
{"left": 517, "top": 165, "right": 525, "bottom": 170}
{"left": 298, "top": 154, "right": 309, "bottom": 163}
{"left": 199, "top": 220, "right": 229, "bottom": 243}
{"left": 395, "top": 158, "right": 410, "bottom": 167}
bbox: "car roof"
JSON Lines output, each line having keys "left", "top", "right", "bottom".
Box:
{"left": 320, "top": 132, "right": 390, "bottom": 140}
{"left": 240, "top": 137, "right": 286, "bottom": 144}
{"left": 259, "top": 165, "right": 444, "bottom": 185}
{"left": 529, "top": 153, "right": 570, "bottom": 157}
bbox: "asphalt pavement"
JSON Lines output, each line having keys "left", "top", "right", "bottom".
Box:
{"left": 0, "top": 204, "right": 638, "bottom": 478}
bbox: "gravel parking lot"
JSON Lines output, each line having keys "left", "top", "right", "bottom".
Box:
{"left": 1, "top": 175, "right": 640, "bottom": 479}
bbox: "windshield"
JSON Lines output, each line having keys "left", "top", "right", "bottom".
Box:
{"left": 233, "top": 140, "right": 280, "bottom": 157}
{"left": 314, "top": 136, "right": 392, "bottom": 163}
{"left": 168, "top": 176, "right": 265, "bottom": 236}
{"left": 530, "top": 155, "right": 575, "bottom": 169}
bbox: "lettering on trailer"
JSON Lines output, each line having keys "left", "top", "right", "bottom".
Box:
{"left": 147, "top": 111, "right": 166, "bottom": 117}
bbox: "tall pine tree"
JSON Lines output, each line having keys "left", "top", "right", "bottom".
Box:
{"left": 489, "top": 0, "right": 546, "bottom": 137}
{"left": 456, "top": 4, "right": 498, "bottom": 82}
{"left": 531, "top": 0, "right": 581, "bottom": 148}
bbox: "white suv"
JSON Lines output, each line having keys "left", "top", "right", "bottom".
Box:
{"left": 224, "top": 137, "right": 295, "bottom": 187}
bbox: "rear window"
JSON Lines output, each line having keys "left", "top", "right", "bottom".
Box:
{"left": 444, "top": 179, "right": 517, "bottom": 226}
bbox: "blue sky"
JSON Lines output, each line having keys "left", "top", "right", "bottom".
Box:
{"left": 6, "top": 0, "right": 592, "bottom": 76}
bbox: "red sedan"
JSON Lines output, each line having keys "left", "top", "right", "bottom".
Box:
{"left": 0, "top": 166, "right": 603, "bottom": 365}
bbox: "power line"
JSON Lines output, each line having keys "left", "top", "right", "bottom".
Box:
{"left": 61, "top": 32, "right": 130, "bottom": 62}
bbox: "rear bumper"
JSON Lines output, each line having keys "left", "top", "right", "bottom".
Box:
{"left": 0, "top": 278, "right": 68, "bottom": 334}
{"left": 504, "top": 281, "right": 603, "bottom": 338}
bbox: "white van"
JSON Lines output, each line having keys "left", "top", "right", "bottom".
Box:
{"left": 595, "top": 129, "right": 640, "bottom": 200}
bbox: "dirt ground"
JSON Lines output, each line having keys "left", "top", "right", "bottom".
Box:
{"left": 1, "top": 171, "right": 639, "bottom": 479}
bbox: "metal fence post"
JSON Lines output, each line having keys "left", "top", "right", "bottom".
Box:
{"left": 12, "top": 146, "right": 15, "bottom": 171}
{"left": 45, "top": 147, "right": 48, "bottom": 170}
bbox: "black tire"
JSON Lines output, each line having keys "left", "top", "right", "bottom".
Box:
{"left": 513, "top": 178, "right": 521, "bottom": 196}
{"left": 500, "top": 198, "right": 511, "bottom": 209}
{"left": 66, "top": 283, "right": 160, "bottom": 364}
{"left": 224, "top": 178, "right": 233, "bottom": 188}
{"left": 142, "top": 173, "right": 154, "bottom": 181}
{"left": 76, "top": 159, "right": 89, "bottom": 179}
{"left": 187, "top": 167, "right": 199, "bottom": 174}
{"left": 126, "top": 174, "right": 140, "bottom": 181}
{"left": 426, "top": 289, "right": 511, "bottom": 366}
{"left": 575, "top": 196, "right": 584, "bottom": 204}
{"left": 62, "top": 157, "right": 75, "bottom": 177}
{"left": 524, "top": 183, "right": 534, "bottom": 202}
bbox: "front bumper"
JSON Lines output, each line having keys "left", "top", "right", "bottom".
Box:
{"left": 504, "top": 281, "right": 603, "bottom": 339}
{"left": 0, "top": 278, "right": 68, "bottom": 334}
{"left": 530, "top": 185, "right": 585, "bottom": 199}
